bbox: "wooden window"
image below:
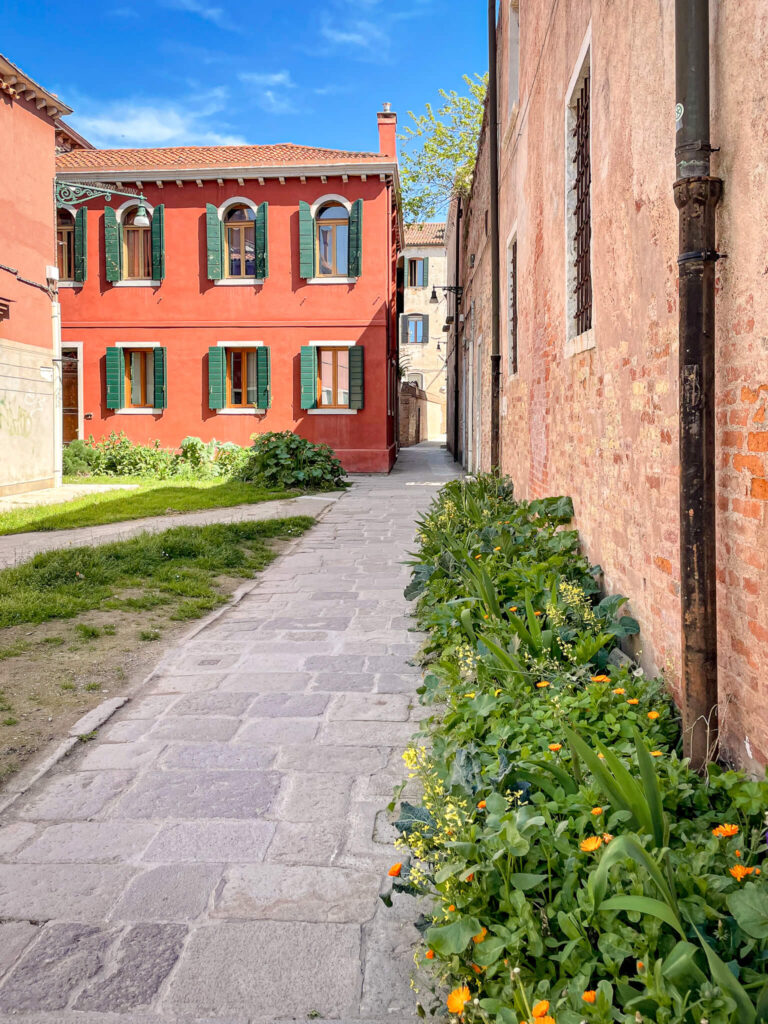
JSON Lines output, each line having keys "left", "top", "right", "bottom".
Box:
{"left": 124, "top": 349, "right": 155, "bottom": 408}
{"left": 57, "top": 211, "right": 75, "bottom": 281}
{"left": 123, "top": 209, "right": 152, "bottom": 279}
{"left": 226, "top": 348, "right": 259, "bottom": 407}
{"left": 407, "top": 316, "right": 425, "bottom": 344}
{"left": 407, "top": 258, "right": 425, "bottom": 287}
{"left": 316, "top": 202, "right": 349, "bottom": 277}
{"left": 572, "top": 71, "right": 592, "bottom": 335}
{"left": 225, "top": 205, "right": 256, "bottom": 278}
{"left": 508, "top": 238, "right": 518, "bottom": 375}
{"left": 317, "top": 346, "right": 350, "bottom": 408}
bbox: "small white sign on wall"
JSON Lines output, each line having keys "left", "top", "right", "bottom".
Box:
{"left": 39, "top": 367, "right": 53, "bottom": 382}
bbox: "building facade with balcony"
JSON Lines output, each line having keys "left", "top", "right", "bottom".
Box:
{"left": 56, "top": 109, "right": 402, "bottom": 473}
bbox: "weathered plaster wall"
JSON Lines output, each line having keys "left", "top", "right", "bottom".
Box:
{"left": 457, "top": 0, "right": 768, "bottom": 769}
{"left": 400, "top": 242, "right": 448, "bottom": 438}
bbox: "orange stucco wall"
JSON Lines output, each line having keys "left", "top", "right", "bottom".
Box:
{"left": 60, "top": 175, "right": 397, "bottom": 472}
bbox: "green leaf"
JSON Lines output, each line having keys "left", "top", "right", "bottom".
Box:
{"left": 507, "top": 872, "right": 548, "bottom": 892}
{"left": 425, "top": 916, "right": 482, "bottom": 956}
{"left": 727, "top": 883, "right": 768, "bottom": 939}
{"left": 394, "top": 802, "right": 435, "bottom": 835}
{"left": 600, "top": 895, "right": 685, "bottom": 937}
{"left": 633, "top": 728, "right": 667, "bottom": 847}
{"left": 472, "top": 936, "right": 507, "bottom": 966}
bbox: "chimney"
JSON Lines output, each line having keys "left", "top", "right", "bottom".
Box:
{"left": 377, "top": 103, "right": 397, "bottom": 157}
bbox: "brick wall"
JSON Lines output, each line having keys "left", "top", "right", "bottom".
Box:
{"left": 448, "top": 0, "right": 768, "bottom": 771}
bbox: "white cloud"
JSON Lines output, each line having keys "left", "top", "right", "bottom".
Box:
{"left": 163, "top": 0, "right": 233, "bottom": 30}
{"left": 238, "top": 70, "right": 299, "bottom": 115}
{"left": 68, "top": 93, "right": 247, "bottom": 148}
{"left": 239, "top": 70, "right": 296, "bottom": 89}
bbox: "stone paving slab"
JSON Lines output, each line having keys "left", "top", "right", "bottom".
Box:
{"left": 0, "top": 443, "right": 458, "bottom": 1020}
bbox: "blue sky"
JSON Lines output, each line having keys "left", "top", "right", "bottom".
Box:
{"left": 5, "top": 0, "right": 487, "bottom": 156}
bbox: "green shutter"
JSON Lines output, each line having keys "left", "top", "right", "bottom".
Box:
{"left": 400, "top": 315, "right": 409, "bottom": 346}
{"left": 153, "top": 347, "right": 167, "bottom": 409}
{"left": 105, "top": 347, "right": 125, "bottom": 409}
{"left": 256, "top": 346, "right": 271, "bottom": 409}
{"left": 423, "top": 256, "right": 429, "bottom": 288}
{"left": 208, "top": 346, "right": 226, "bottom": 410}
{"left": 206, "top": 203, "right": 223, "bottom": 281}
{"left": 299, "top": 201, "right": 314, "bottom": 279}
{"left": 255, "top": 202, "right": 268, "bottom": 279}
{"left": 151, "top": 204, "right": 165, "bottom": 281}
{"left": 104, "top": 207, "right": 121, "bottom": 283}
{"left": 300, "top": 345, "right": 317, "bottom": 409}
{"left": 349, "top": 345, "right": 364, "bottom": 410}
{"left": 348, "top": 199, "right": 362, "bottom": 277}
{"left": 422, "top": 314, "right": 430, "bottom": 343}
{"left": 74, "top": 207, "right": 87, "bottom": 283}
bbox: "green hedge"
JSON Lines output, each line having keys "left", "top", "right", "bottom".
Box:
{"left": 387, "top": 474, "right": 768, "bottom": 1024}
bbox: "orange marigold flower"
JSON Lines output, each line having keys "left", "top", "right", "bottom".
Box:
{"left": 493, "top": 546, "right": 501, "bottom": 552}
{"left": 650, "top": 750, "right": 663, "bottom": 756}
{"left": 637, "top": 961, "right": 645, "bottom": 971}
{"left": 730, "top": 864, "right": 755, "bottom": 881}
{"left": 597, "top": 752, "right": 606, "bottom": 759}
{"left": 471, "top": 963, "right": 484, "bottom": 974}
{"left": 388, "top": 863, "right": 402, "bottom": 877}
{"left": 536, "top": 680, "right": 550, "bottom": 688}
{"left": 590, "top": 675, "right": 610, "bottom": 682}
{"left": 483, "top": 614, "right": 489, "bottom": 619}
{"left": 472, "top": 926, "right": 488, "bottom": 944}
{"left": 647, "top": 710, "right": 660, "bottom": 720}
{"left": 474, "top": 554, "right": 482, "bottom": 560}
{"left": 582, "top": 990, "right": 597, "bottom": 1004}
{"left": 602, "top": 832, "right": 614, "bottom": 843}
{"left": 446, "top": 985, "right": 471, "bottom": 1015}
{"left": 580, "top": 836, "right": 603, "bottom": 852}
{"left": 538, "top": 1018, "right": 555, "bottom": 1024}
{"left": 448, "top": 904, "right": 456, "bottom": 912}
{"left": 466, "top": 873, "right": 475, "bottom": 882}
{"left": 534, "top": 610, "right": 543, "bottom": 616}
{"left": 548, "top": 743, "right": 562, "bottom": 752}
{"left": 509, "top": 605, "right": 518, "bottom": 612}
{"left": 627, "top": 698, "right": 640, "bottom": 705}
{"left": 477, "top": 800, "right": 487, "bottom": 809}
{"left": 425, "top": 949, "right": 435, "bottom": 959}
{"left": 612, "top": 687, "right": 626, "bottom": 695}
{"left": 531, "top": 1000, "right": 550, "bottom": 1018}
{"left": 713, "top": 823, "right": 739, "bottom": 838}
{"left": 591, "top": 807, "right": 603, "bottom": 816}
{"left": 735, "top": 849, "right": 742, "bottom": 858}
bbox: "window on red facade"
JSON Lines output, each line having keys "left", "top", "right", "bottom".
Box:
{"left": 225, "top": 206, "right": 256, "bottom": 278}
{"left": 316, "top": 203, "right": 349, "bottom": 277}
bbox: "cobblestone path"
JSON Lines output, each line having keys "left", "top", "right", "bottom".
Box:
{"left": 0, "top": 443, "right": 457, "bottom": 1024}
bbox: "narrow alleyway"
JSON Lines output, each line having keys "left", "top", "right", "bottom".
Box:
{"left": 0, "top": 442, "right": 458, "bottom": 1023}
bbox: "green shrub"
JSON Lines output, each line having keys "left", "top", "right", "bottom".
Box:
{"left": 238, "top": 431, "right": 348, "bottom": 490}
{"left": 65, "top": 432, "right": 249, "bottom": 480}
{"left": 388, "top": 474, "right": 768, "bottom": 1024}
{"left": 62, "top": 439, "right": 101, "bottom": 477}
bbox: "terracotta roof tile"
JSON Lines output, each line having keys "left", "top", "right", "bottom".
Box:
{"left": 56, "top": 143, "right": 390, "bottom": 174}
{"left": 404, "top": 222, "right": 446, "bottom": 246}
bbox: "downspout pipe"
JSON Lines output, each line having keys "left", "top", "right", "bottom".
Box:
{"left": 674, "top": 0, "right": 723, "bottom": 770}
{"left": 453, "top": 198, "right": 462, "bottom": 462}
{"left": 488, "top": 0, "right": 501, "bottom": 469}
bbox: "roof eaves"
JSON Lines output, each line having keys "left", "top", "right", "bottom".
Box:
{"left": 0, "top": 53, "right": 72, "bottom": 118}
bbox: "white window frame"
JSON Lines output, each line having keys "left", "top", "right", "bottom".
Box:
{"left": 306, "top": 194, "right": 354, "bottom": 285}
{"left": 215, "top": 197, "right": 264, "bottom": 286}
{"left": 564, "top": 24, "right": 594, "bottom": 358}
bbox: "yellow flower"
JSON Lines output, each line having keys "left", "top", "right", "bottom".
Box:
{"left": 472, "top": 926, "right": 488, "bottom": 944}
{"left": 713, "top": 823, "right": 739, "bottom": 838}
{"left": 446, "top": 986, "right": 471, "bottom": 1015}
{"left": 590, "top": 675, "right": 610, "bottom": 683}
{"left": 612, "top": 687, "right": 626, "bottom": 695}
{"left": 474, "top": 554, "right": 482, "bottom": 560}
{"left": 580, "top": 836, "right": 603, "bottom": 852}
{"left": 626, "top": 698, "right": 639, "bottom": 705}
{"left": 463, "top": 692, "right": 476, "bottom": 699}
{"left": 591, "top": 807, "right": 603, "bottom": 816}
{"left": 493, "top": 546, "right": 501, "bottom": 552}
{"left": 597, "top": 752, "right": 606, "bottom": 760}
{"left": 494, "top": 688, "right": 502, "bottom": 696}
{"left": 650, "top": 750, "right": 663, "bottom": 757}
{"left": 647, "top": 710, "right": 660, "bottom": 720}
{"left": 548, "top": 743, "right": 562, "bottom": 752}
{"left": 536, "top": 680, "right": 550, "bottom": 689}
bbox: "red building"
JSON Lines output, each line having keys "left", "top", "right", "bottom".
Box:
{"left": 56, "top": 108, "right": 402, "bottom": 472}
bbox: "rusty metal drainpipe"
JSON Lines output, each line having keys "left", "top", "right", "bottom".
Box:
{"left": 674, "top": 0, "right": 723, "bottom": 770}
{"left": 453, "top": 198, "right": 462, "bottom": 462}
{"left": 488, "top": 0, "right": 501, "bottom": 470}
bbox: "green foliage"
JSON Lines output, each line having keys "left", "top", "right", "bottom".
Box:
{"left": 398, "top": 74, "right": 487, "bottom": 222}
{"left": 238, "top": 431, "right": 348, "bottom": 491}
{"left": 389, "top": 473, "right": 768, "bottom": 1024}
{"left": 63, "top": 432, "right": 249, "bottom": 481}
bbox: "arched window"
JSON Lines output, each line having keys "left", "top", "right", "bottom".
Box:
{"left": 316, "top": 202, "right": 349, "bottom": 277}
{"left": 225, "top": 205, "right": 256, "bottom": 278}
{"left": 57, "top": 210, "right": 75, "bottom": 280}
{"left": 122, "top": 207, "right": 152, "bottom": 280}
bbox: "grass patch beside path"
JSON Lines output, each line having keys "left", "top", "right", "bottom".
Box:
{"left": 0, "top": 515, "right": 314, "bottom": 785}
{"left": 0, "top": 517, "right": 314, "bottom": 628}
{"left": 0, "top": 480, "right": 298, "bottom": 536}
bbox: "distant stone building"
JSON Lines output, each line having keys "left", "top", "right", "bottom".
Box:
{"left": 446, "top": 0, "right": 768, "bottom": 770}
{"left": 399, "top": 223, "right": 447, "bottom": 440}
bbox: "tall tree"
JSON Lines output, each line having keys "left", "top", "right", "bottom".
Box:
{"left": 398, "top": 73, "right": 487, "bottom": 223}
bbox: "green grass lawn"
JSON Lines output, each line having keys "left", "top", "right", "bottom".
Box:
{"left": 0, "top": 480, "right": 298, "bottom": 536}
{"left": 0, "top": 517, "right": 314, "bottom": 628}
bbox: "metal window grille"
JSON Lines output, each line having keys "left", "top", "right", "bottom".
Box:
{"left": 509, "top": 239, "right": 518, "bottom": 374}
{"left": 572, "top": 72, "right": 592, "bottom": 335}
